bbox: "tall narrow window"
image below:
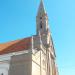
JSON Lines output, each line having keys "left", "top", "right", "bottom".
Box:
{"left": 40, "top": 22, "right": 42, "bottom": 29}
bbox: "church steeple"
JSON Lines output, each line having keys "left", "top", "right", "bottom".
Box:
{"left": 36, "top": 0, "right": 50, "bottom": 46}
{"left": 36, "top": 0, "right": 49, "bottom": 35}
{"left": 37, "top": 0, "right": 46, "bottom": 16}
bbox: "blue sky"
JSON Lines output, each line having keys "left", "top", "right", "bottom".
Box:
{"left": 0, "top": 0, "right": 75, "bottom": 75}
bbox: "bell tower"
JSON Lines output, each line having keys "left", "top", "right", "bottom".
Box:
{"left": 36, "top": 0, "right": 49, "bottom": 34}
{"left": 36, "top": 0, "right": 50, "bottom": 47}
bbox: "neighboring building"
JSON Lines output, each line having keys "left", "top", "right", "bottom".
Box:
{"left": 0, "top": 0, "right": 58, "bottom": 75}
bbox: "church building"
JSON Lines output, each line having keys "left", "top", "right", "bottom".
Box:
{"left": 0, "top": 0, "right": 58, "bottom": 75}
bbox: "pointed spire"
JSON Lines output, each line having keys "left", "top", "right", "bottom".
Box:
{"left": 37, "top": 0, "right": 46, "bottom": 16}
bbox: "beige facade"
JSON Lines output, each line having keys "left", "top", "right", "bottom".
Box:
{"left": 32, "top": 49, "right": 46, "bottom": 75}
{"left": 8, "top": 52, "right": 32, "bottom": 75}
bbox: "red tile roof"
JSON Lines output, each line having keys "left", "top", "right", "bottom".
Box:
{"left": 0, "top": 37, "right": 31, "bottom": 55}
